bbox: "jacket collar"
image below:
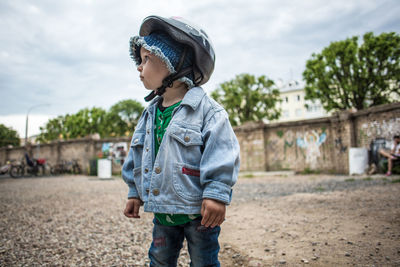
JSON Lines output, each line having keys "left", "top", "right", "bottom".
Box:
{"left": 181, "top": 87, "right": 206, "bottom": 110}
{"left": 146, "top": 87, "right": 206, "bottom": 114}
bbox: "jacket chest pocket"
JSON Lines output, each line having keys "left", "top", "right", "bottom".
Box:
{"left": 130, "top": 132, "right": 146, "bottom": 168}
{"left": 168, "top": 124, "right": 203, "bottom": 165}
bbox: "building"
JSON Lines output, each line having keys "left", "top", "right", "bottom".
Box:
{"left": 274, "top": 80, "right": 330, "bottom": 122}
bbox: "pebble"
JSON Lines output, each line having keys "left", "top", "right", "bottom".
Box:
{"left": 248, "top": 259, "right": 262, "bottom": 267}
{"left": 301, "top": 258, "right": 309, "bottom": 264}
{"left": 279, "top": 259, "right": 286, "bottom": 264}
{"left": 345, "top": 252, "right": 351, "bottom": 257}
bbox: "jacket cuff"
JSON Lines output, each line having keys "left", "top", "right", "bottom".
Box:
{"left": 127, "top": 183, "right": 139, "bottom": 199}
{"left": 203, "top": 181, "right": 232, "bottom": 205}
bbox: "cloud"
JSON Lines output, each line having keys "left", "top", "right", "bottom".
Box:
{"left": 0, "top": 0, "right": 399, "bottom": 136}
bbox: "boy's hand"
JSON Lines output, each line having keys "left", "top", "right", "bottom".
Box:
{"left": 201, "top": 198, "right": 226, "bottom": 228}
{"left": 123, "top": 198, "right": 143, "bottom": 219}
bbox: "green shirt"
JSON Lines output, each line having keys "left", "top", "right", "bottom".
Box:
{"left": 154, "top": 100, "right": 201, "bottom": 226}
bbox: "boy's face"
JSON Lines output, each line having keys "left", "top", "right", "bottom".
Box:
{"left": 137, "top": 47, "right": 170, "bottom": 90}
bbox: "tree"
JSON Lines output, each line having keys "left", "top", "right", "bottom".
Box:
{"left": 109, "top": 100, "right": 144, "bottom": 132}
{"left": 37, "top": 116, "right": 65, "bottom": 142}
{"left": 37, "top": 99, "right": 145, "bottom": 143}
{"left": 0, "top": 124, "right": 20, "bottom": 147}
{"left": 211, "top": 73, "right": 281, "bottom": 126}
{"left": 303, "top": 32, "right": 400, "bottom": 112}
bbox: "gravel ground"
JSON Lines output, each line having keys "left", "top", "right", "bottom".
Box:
{"left": 233, "top": 172, "right": 397, "bottom": 202}
{"left": 0, "top": 173, "right": 399, "bottom": 266}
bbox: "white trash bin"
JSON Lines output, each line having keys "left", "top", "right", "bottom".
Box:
{"left": 348, "top": 148, "right": 368, "bottom": 175}
{"left": 98, "top": 159, "right": 112, "bottom": 179}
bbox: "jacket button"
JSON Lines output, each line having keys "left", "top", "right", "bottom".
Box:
{"left": 147, "top": 129, "right": 150, "bottom": 134}
{"left": 144, "top": 168, "right": 149, "bottom": 173}
{"left": 134, "top": 138, "right": 139, "bottom": 144}
{"left": 146, "top": 188, "right": 149, "bottom": 193}
{"left": 146, "top": 147, "right": 149, "bottom": 152}
{"left": 153, "top": 189, "right": 160, "bottom": 196}
{"left": 184, "top": 136, "right": 190, "bottom": 142}
{"left": 155, "top": 167, "right": 161, "bottom": 174}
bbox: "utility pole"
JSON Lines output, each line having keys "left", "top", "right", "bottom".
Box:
{"left": 25, "top": 104, "right": 50, "bottom": 146}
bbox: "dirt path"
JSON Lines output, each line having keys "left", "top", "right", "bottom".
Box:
{"left": 0, "top": 174, "right": 399, "bottom": 266}
{"left": 221, "top": 174, "right": 400, "bottom": 266}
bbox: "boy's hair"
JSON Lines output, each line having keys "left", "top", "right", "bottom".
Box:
{"left": 394, "top": 135, "right": 400, "bottom": 139}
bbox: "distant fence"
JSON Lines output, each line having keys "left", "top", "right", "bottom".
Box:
{"left": 1, "top": 102, "right": 399, "bottom": 175}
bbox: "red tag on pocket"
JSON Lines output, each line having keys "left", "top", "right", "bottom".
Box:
{"left": 182, "top": 167, "right": 200, "bottom": 177}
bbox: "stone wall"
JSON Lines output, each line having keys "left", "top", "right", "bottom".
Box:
{"left": 1, "top": 102, "right": 399, "bottom": 175}
{"left": 235, "top": 102, "right": 400, "bottom": 174}
{"left": 0, "top": 137, "right": 130, "bottom": 175}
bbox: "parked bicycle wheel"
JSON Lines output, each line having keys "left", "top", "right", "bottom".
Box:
{"left": 50, "top": 165, "right": 60, "bottom": 175}
{"left": 10, "top": 165, "right": 24, "bottom": 178}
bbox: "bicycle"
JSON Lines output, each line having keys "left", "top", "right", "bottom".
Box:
{"left": 9, "top": 153, "right": 47, "bottom": 178}
{"left": 50, "top": 159, "right": 82, "bottom": 175}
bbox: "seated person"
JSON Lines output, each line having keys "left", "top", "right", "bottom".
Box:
{"left": 25, "top": 153, "right": 35, "bottom": 167}
{"left": 379, "top": 135, "right": 400, "bottom": 176}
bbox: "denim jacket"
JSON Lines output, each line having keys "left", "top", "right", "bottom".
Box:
{"left": 122, "top": 87, "right": 240, "bottom": 214}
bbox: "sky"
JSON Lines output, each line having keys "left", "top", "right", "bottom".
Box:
{"left": 0, "top": 0, "right": 399, "bottom": 137}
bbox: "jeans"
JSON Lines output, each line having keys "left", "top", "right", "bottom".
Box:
{"left": 149, "top": 216, "right": 220, "bottom": 267}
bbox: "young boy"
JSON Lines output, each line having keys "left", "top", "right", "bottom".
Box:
{"left": 122, "top": 15, "right": 240, "bottom": 266}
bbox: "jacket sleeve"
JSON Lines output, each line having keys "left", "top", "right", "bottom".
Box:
{"left": 121, "top": 143, "right": 140, "bottom": 199}
{"left": 200, "top": 110, "right": 240, "bottom": 204}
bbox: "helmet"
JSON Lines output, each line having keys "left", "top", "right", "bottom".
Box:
{"left": 139, "top": 15, "right": 215, "bottom": 86}
{"left": 131, "top": 15, "right": 216, "bottom": 101}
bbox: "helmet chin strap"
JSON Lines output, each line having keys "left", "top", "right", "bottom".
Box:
{"left": 144, "top": 46, "right": 191, "bottom": 102}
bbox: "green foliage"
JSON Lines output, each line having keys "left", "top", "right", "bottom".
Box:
{"left": 0, "top": 124, "right": 20, "bottom": 147}
{"left": 109, "top": 99, "right": 144, "bottom": 131}
{"left": 37, "top": 99, "right": 144, "bottom": 143}
{"left": 303, "top": 32, "right": 400, "bottom": 112}
{"left": 211, "top": 73, "right": 281, "bottom": 126}
{"left": 314, "top": 186, "right": 325, "bottom": 192}
{"left": 298, "top": 167, "right": 321, "bottom": 175}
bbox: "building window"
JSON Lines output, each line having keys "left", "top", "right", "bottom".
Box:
{"left": 295, "top": 108, "right": 302, "bottom": 117}
{"left": 282, "top": 110, "right": 289, "bottom": 118}
{"left": 285, "top": 97, "right": 288, "bottom": 103}
{"left": 297, "top": 95, "right": 301, "bottom": 101}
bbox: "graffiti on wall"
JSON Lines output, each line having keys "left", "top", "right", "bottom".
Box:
{"left": 359, "top": 118, "right": 400, "bottom": 144}
{"left": 276, "top": 130, "right": 297, "bottom": 160}
{"left": 275, "top": 129, "right": 328, "bottom": 164}
{"left": 335, "top": 137, "right": 347, "bottom": 153}
{"left": 296, "top": 130, "right": 327, "bottom": 169}
{"left": 282, "top": 130, "right": 294, "bottom": 158}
